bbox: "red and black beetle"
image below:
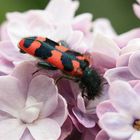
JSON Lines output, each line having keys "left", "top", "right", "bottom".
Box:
{"left": 18, "top": 36, "right": 103, "bottom": 100}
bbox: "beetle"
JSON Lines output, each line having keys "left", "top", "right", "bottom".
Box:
{"left": 18, "top": 36, "right": 103, "bottom": 100}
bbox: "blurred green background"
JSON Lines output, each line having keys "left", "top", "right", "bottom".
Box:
{"left": 0, "top": 0, "right": 139, "bottom": 34}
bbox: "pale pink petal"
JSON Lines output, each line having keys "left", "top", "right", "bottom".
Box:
{"left": 93, "top": 18, "right": 116, "bottom": 38}
{"left": 7, "top": 21, "right": 30, "bottom": 47}
{"left": 134, "top": 82, "right": 140, "bottom": 95}
{"left": 104, "top": 67, "right": 137, "bottom": 84}
{"left": 0, "top": 54, "right": 14, "bottom": 74}
{"left": 53, "top": 24, "right": 73, "bottom": 42}
{"left": 0, "top": 110, "right": 13, "bottom": 121}
{"left": 6, "top": 11, "right": 27, "bottom": 21}
{"left": 49, "top": 95, "right": 68, "bottom": 126}
{"left": 7, "top": 14, "right": 54, "bottom": 47}
{"left": 91, "top": 33, "right": 120, "bottom": 70}
{"left": 46, "top": 0, "right": 79, "bottom": 22}
{"left": 109, "top": 80, "right": 140, "bottom": 118}
{"left": 116, "top": 53, "right": 131, "bottom": 67}
{"left": 133, "top": 4, "right": 140, "bottom": 19}
{"left": 0, "top": 76, "right": 25, "bottom": 117}
{"left": 100, "top": 112, "right": 134, "bottom": 139}
{"left": 68, "top": 31, "right": 88, "bottom": 53}
{"left": 128, "top": 52, "right": 140, "bottom": 78}
{"left": 12, "top": 61, "right": 38, "bottom": 98}
{"left": 20, "top": 129, "right": 35, "bottom": 140}
{"left": 25, "top": 11, "right": 54, "bottom": 36}
{"left": 121, "top": 38, "right": 140, "bottom": 55}
{"left": 137, "top": 0, "right": 140, "bottom": 3}
{"left": 77, "top": 94, "right": 86, "bottom": 113}
{"left": 28, "top": 118, "right": 61, "bottom": 140}
{"left": 129, "top": 80, "right": 140, "bottom": 87}
{"left": 92, "top": 33, "right": 120, "bottom": 59}
{"left": 115, "top": 28, "right": 140, "bottom": 48}
{"left": 0, "top": 119, "right": 26, "bottom": 140}
{"left": 0, "top": 22, "right": 10, "bottom": 40}
{"left": 72, "top": 13, "right": 93, "bottom": 34}
{"left": 58, "top": 117, "right": 73, "bottom": 140}
{"left": 67, "top": 30, "right": 83, "bottom": 48}
{"left": 72, "top": 107, "right": 96, "bottom": 128}
{"left": 91, "top": 52, "right": 116, "bottom": 70}
{"left": 0, "top": 41, "right": 26, "bottom": 62}
{"left": 130, "top": 131, "right": 140, "bottom": 140}
{"left": 27, "top": 75, "right": 58, "bottom": 118}
{"left": 96, "top": 100, "right": 116, "bottom": 119}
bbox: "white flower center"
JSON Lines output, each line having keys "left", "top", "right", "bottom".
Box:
{"left": 19, "top": 97, "right": 43, "bottom": 124}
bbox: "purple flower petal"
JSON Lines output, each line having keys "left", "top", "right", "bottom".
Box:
{"left": 53, "top": 24, "right": 73, "bottom": 42}
{"left": 121, "top": 38, "right": 140, "bottom": 54}
{"left": 28, "top": 118, "right": 61, "bottom": 140}
{"left": 109, "top": 80, "right": 140, "bottom": 118}
{"left": 0, "top": 41, "right": 27, "bottom": 61}
{"left": 77, "top": 94, "right": 86, "bottom": 113}
{"left": 0, "top": 22, "right": 10, "bottom": 40}
{"left": 128, "top": 52, "right": 140, "bottom": 78}
{"left": 0, "top": 110, "right": 13, "bottom": 121}
{"left": 91, "top": 33, "right": 120, "bottom": 70}
{"left": 49, "top": 95, "right": 68, "bottom": 126}
{"left": 92, "top": 33, "right": 120, "bottom": 59}
{"left": 100, "top": 112, "right": 134, "bottom": 139}
{"left": 72, "top": 13, "right": 93, "bottom": 34}
{"left": 130, "top": 131, "right": 140, "bottom": 140}
{"left": 0, "top": 119, "right": 26, "bottom": 140}
{"left": 104, "top": 67, "right": 137, "bottom": 84}
{"left": 12, "top": 61, "right": 38, "bottom": 98}
{"left": 27, "top": 75, "right": 58, "bottom": 118}
{"left": 0, "top": 76, "right": 25, "bottom": 117}
{"left": 96, "top": 100, "right": 116, "bottom": 119}
{"left": 93, "top": 18, "right": 116, "bottom": 38}
{"left": 72, "top": 107, "right": 96, "bottom": 128}
{"left": 0, "top": 54, "right": 14, "bottom": 74}
{"left": 116, "top": 53, "right": 131, "bottom": 67}
{"left": 45, "top": 0, "right": 79, "bottom": 22}
{"left": 134, "top": 82, "right": 140, "bottom": 95}
{"left": 20, "top": 129, "right": 35, "bottom": 140}
{"left": 115, "top": 28, "right": 140, "bottom": 48}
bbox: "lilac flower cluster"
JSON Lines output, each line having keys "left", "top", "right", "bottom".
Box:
{"left": 0, "top": 0, "right": 140, "bottom": 139}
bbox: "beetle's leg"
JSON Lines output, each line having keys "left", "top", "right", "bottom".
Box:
{"left": 55, "top": 75, "right": 80, "bottom": 84}
{"left": 32, "top": 61, "right": 58, "bottom": 75}
{"left": 19, "top": 49, "right": 26, "bottom": 54}
{"left": 32, "top": 68, "right": 44, "bottom": 75}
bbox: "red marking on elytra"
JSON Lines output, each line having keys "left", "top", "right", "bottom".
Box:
{"left": 46, "top": 50, "right": 64, "bottom": 70}
{"left": 71, "top": 60, "right": 83, "bottom": 76}
{"left": 19, "top": 39, "right": 41, "bottom": 56}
